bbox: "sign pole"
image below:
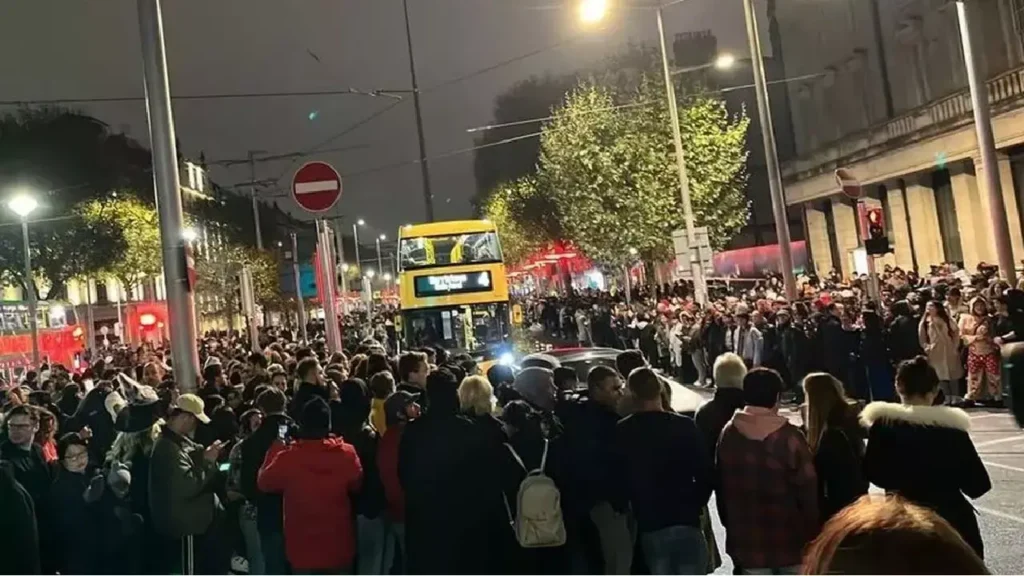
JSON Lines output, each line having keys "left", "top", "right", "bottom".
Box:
{"left": 291, "top": 232, "right": 308, "bottom": 344}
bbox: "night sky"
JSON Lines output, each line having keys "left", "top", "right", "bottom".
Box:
{"left": 0, "top": 0, "right": 761, "bottom": 236}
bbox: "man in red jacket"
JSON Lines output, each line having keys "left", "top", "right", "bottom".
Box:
{"left": 258, "top": 396, "right": 363, "bottom": 573}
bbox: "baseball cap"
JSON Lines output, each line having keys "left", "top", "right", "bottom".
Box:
{"left": 384, "top": 390, "right": 419, "bottom": 427}
{"left": 174, "top": 393, "right": 211, "bottom": 424}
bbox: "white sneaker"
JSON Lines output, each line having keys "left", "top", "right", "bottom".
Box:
{"left": 231, "top": 555, "right": 250, "bottom": 574}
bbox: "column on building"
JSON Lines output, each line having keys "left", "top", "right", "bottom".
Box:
{"left": 804, "top": 203, "right": 834, "bottom": 276}
{"left": 903, "top": 174, "right": 946, "bottom": 271}
{"left": 883, "top": 182, "right": 915, "bottom": 271}
{"left": 986, "top": 153, "right": 1024, "bottom": 262}
{"left": 830, "top": 198, "right": 860, "bottom": 279}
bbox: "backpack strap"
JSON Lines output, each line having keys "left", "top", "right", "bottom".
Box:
{"left": 504, "top": 443, "right": 527, "bottom": 472}
{"left": 535, "top": 439, "right": 549, "bottom": 474}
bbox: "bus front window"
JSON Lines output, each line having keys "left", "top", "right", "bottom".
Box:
{"left": 403, "top": 302, "right": 509, "bottom": 353}
{"left": 400, "top": 231, "right": 502, "bottom": 270}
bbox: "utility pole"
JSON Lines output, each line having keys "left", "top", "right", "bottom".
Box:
{"left": 869, "top": 0, "right": 895, "bottom": 119}
{"left": 291, "top": 232, "right": 309, "bottom": 343}
{"left": 333, "top": 214, "right": 349, "bottom": 315}
{"left": 957, "top": 0, "right": 1016, "bottom": 284}
{"left": 249, "top": 150, "right": 264, "bottom": 250}
{"left": 137, "top": 0, "right": 199, "bottom": 392}
{"left": 402, "top": 0, "right": 435, "bottom": 222}
{"left": 743, "top": 0, "right": 798, "bottom": 301}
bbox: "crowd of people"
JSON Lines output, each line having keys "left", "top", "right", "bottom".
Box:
{"left": 0, "top": 306, "right": 999, "bottom": 574}
{"left": 526, "top": 263, "right": 1024, "bottom": 407}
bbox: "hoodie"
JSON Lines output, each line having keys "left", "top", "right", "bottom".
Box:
{"left": 715, "top": 405, "right": 818, "bottom": 570}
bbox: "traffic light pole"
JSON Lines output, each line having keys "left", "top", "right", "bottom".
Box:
{"left": 291, "top": 232, "right": 309, "bottom": 343}
{"left": 137, "top": 0, "right": 199, "bottom": 392}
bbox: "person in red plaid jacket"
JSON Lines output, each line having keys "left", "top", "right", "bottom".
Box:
{"left": 716, "top": 368, "right": 819, "bottom": 574}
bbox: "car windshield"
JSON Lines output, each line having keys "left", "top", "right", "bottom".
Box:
{"left": 400, "top": 231, "right": 502, "bottom": 270}
{"left": 403, "top": 302, "right": 509, "bottom": 352}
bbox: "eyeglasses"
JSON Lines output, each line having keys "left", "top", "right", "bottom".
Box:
{"left": 64, "top": 451, "right": 89, "bottom": 462}
{"left": 6, "top": 422, "right": 34, "bottom": 431}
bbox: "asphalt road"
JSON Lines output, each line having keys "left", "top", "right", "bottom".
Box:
{"left": 676, "top": 384, "right": 1024, "bottom": 575}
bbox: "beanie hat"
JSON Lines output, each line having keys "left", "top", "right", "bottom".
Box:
{"left": 300, "top": 397, "right": 331, "bottom": 439}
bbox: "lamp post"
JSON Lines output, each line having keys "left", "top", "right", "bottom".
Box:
{"left": 352, "top": 219, "right": 365, "bottom": 275}
{"left": 8, "top": 193, "right": 40, "bottom": 366}
{"left": 376, "top": 234, "right": 386, "bottom": 280}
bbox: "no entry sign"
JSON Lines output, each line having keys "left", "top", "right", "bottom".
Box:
{"left": 292, "top": 161, "right": 342, "bottom": 213}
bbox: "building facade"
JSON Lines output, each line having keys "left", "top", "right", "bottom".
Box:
{"left": 777, "top": 0, "right": 1024, "bottom": 277}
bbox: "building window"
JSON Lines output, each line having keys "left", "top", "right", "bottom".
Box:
{"left": 932, "top": 170, "right": 964, "bottom": 264}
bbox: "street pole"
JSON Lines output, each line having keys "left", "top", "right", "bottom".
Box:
{"left": 402, "top": 0, "right": 435, "bottom": 222}
{"left": 352, "top": 223, "right": 363, "bottom": 273}
{"left": 957, "top": 0, "right": 1017, "bottom": 285}
{"left": 249, "top": 150, "right": 264, "bottom": 250}
{"left": 743, "top": 0, "right": 798, "bottom": 301}
{"left": 291, "top": 232, "right": 309, "bottom": 343}
{"left": 333, "top": 217, "right": 348, "bottom": 315}
{"left": 21, "top": 220, "right": 39, "bottom": 367}
{"left": 316, "top": 221, "right": 342, "bottom": 353}
{"left": 85, "top": 278, "right": 97, "bottom": 358}
{"left": 138, "top": 0, "right": 200, "bottom": 392}
{"left": 656, "top": 6, "right": 707, "bottom": 306}
{"left": 376, "top": 237, "right": 384, "bottom": 277}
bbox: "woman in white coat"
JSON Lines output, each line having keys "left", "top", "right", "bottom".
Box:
{"left": 919, "top": 300, "right": 964, "bottom": 403}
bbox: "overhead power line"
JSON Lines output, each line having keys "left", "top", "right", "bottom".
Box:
{"left": 0, "top": 88, "right": 402, "bottom": 107}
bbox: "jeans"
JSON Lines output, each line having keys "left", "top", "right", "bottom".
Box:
{"left": 260, "top": 527, "right": 289, "bottom": 576}
{"left": 389, "top": 522, "right": 406, "bottom": 574}
{"left": 239, "top": 503, "right": 266, "bottom": 575}
{"left": 640, "top": 525, "right": 707, "bottom": 576}
{"left": 589, "top": 502, "right": 634, "bottom": 574}
{"left": 357, "top": 515, "right": 388, "bottom": 575}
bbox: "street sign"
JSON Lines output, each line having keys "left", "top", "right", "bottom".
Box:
{"left": 835, "top": 168, "right": 862, "bottom": 200}
{"left": 672, "top": 227, "right": 713, "bottom": 278}
{"left": 292, "top": 161, "right": 342, "bottom": 213}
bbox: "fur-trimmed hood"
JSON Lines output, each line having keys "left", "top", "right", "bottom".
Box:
{"left": 859, "top": 401, "right": 970, "bottom": 432}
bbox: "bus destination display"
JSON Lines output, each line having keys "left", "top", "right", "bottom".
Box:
{"left": 414, "top": 271, "right": 492, "bottom": 298}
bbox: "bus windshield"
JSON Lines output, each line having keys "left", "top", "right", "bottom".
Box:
{"left": 403, "top": 302, "right": 510, "bottom": 353}
{"left": 400, "top": 231, "right": 502, "bottom": 270}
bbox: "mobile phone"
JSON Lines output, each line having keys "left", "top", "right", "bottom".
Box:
{"left": 218, "top": 462, "right": 230, "bottom": 472}
{"left": 277, "top": 424, "right": 288, "bottom": 440}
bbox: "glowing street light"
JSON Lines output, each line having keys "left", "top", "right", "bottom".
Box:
{"left": 365, "top": 269, "right": 376, "bottom": 279}
{"left": 714, "top": 53, "right": 736, "bottom": 70}
{"left": 182, "top": 227, "right": 198, "bottom": 242}
{"left": 356, "top": 218, "right": 366, "bottom": 226}
{"left": 628, "top": 247, "right": 638, "bottom": 256}
{"left": 579, "top": 0, "right": 608, "bottom": 24}
{"left": 6, "top": 191, "right": 40, "bottom": 366}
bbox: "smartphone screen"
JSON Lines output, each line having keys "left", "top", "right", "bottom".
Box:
{"left": 218, "top": 462, "right": 230, "bottom": 473}
{"left": 278, "top": 424, "right": 288, "bottom": 440}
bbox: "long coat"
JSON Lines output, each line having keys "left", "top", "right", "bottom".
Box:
{"left": 919, "top": 316, "right": 964, "bottom": 381}
{"left": 861, "top": 402, "right": 990, "bottom": 558}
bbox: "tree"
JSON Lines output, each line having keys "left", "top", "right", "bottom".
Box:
{"left": 79, "top": 195, "right": 162, "bottom": 299}
{"left": 536, "top": 78, "right": 749, "bottom": 265}
{"left": 0, "top": 108, "right": 154, "bottom": 298}
{"left": 482, "top": 178, "right": 547, "bottom": 266}
{"left": 195, "top": 244, "right": 281, "bottom": 324}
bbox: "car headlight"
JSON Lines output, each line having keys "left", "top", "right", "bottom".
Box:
{"left": 499, "top": 352, "right": 514, "bottom": 366}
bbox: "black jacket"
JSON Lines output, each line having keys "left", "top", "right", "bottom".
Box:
{"left": 399, "top": 403, "right": 486, "bottom": 574}
{"left": 567, "top": 400, "right": 620, "bottom": 512}
{"left": 612, "top": 411, "right": 712, "bottom": 533}
{"left": 331, "top": 402, "right": 386, "bottom": 519}
{"left": 887, "top": 315, "right": 924, "bottom": 364}
{"left": 694, "top": 387, "right": 745, "bottom": 459}
{"left": 238, "top": 412, "right": 294, "bottom": 531}
{"left": 289, "top": 382, "right": 330, "bottom": 422}
{"left": 819, "top": 315, "right": 851, "bottom": 380}
{"left": 861, "top": 402, "right": 990, "bottom": 558}
{"left": 814, "top": 427, "right": 867, "bottom": 521}
{"left": 0, "top": 461, "right": 40, "bottom": 575}
{"left": 50, "top": 468, "right": 102, "bottom": 575}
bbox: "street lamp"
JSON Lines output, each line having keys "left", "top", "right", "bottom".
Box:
{"left": 579, "top": 0, "right": 608, "bottom": 24}
{"left": 714, "top": 53, "right": 736, "bottom": 70}
{"left": 352, "top": 219, "right": 365, "bottom": 275}
{"left": 182, "top": 227, "right": 198, "bottom": 242}
{"left": 376, "top": 234, "right": 386, "bottom": 276}
{"left": 7, "top": 192, "right": 40, "bottom": 366}
{"left": 365, "top": 269, "right": 376, "bottom": 279}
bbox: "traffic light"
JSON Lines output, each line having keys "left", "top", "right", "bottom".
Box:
{"left": 864, "top": 207, "right": 891, "bottom": 255}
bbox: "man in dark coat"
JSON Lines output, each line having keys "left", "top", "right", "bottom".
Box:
{"left": 819, "top": 303, "right": 851, "bottom": 381}
{"left": 398, "top": 370, "right": 486, "bottom": 574}
{"left": 288, "top": 357, "right": 329, "bottom": 421}
{"left": 694, "top": 353, "right": 747, "bottom": 459}
{"left": 0, "top": 460, "right": 40, "bottom": 575}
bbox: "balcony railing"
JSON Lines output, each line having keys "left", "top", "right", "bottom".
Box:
{"left": 783, "top": 65, "right": 1024, "bottom": 182}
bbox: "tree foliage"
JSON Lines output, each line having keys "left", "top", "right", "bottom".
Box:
{"left": 195, "top": 244, "right": 280, "bottom": 322}
{"left": 79, "top": 195, "right": 162, "bottom": 298}
{"left": 482, "top": 178, "right": 546, "bottom": 266}
{"left": 535, "top": 79, "right": 749, "bottom": 265}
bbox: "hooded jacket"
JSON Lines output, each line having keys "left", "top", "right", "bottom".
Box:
{"left": 861, "top": 402, "right": 990, "bottom": 558}
{"left": 148, "top": 427, "right": 219, "bottom": 538}
{"left": 716, "top": 406, "right": 819, "bottom": 570}
{"left": 258, "top": 437, "right": 363, "bottom": 570}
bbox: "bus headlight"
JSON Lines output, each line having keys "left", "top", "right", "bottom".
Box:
{"left": 499, "top": 352, "right": 514, "bottom": 366}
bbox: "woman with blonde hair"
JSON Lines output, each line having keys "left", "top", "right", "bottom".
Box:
{"left": 802, "top": 373, "right": 867, "bottom": 521}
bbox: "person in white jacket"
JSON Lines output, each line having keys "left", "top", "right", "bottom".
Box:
{"left": 734, "top": 312, "right": 763, "bottom": 368}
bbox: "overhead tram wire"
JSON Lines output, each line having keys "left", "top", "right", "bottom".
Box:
{"left": 0, "top": 87, "right": 402, "bottom": 107}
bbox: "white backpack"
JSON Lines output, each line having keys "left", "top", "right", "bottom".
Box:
{"left": 502, "top": 440, "right": 567, "bottom": 548}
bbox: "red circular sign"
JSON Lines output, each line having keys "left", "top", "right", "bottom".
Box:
{"left": 292, "top": 161, "right": 342, "bottom": 213}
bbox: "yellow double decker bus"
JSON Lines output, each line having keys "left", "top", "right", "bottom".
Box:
{"left": 397, "top": 220, "right": 511, "bottom": 363}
